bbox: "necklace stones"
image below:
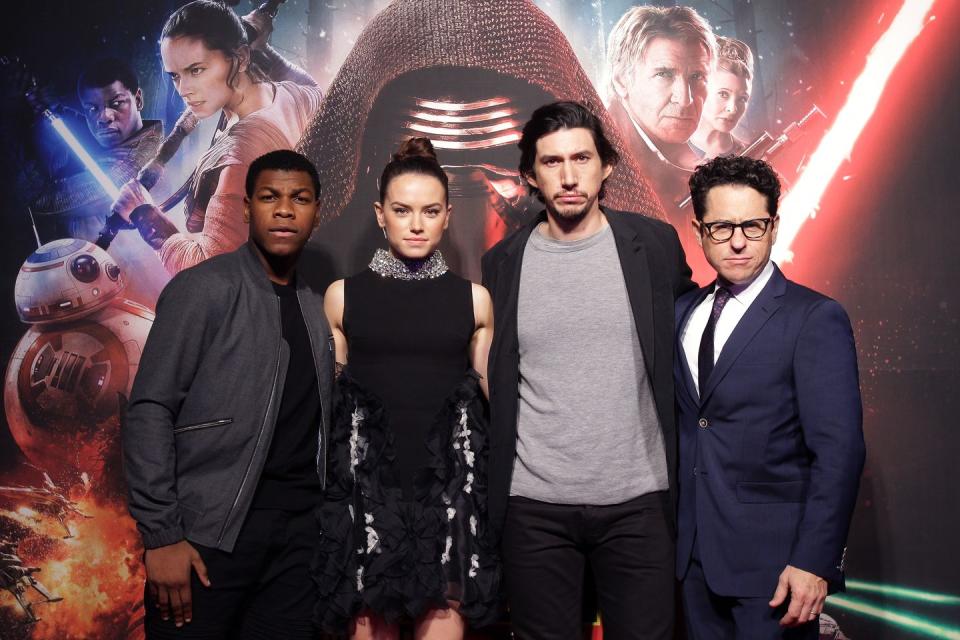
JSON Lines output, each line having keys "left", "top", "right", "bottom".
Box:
{"left": 368, "top": 248, "right": 448, "bottom": 280}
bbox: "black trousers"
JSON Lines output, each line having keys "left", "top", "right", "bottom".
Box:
{"left": 144, "top": 508, "right": 318, "bottom": 639}
{"left": 501, "top": 492, "right": 675, "bottom": 640}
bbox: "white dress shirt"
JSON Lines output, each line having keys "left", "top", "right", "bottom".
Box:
{"left": 680, "top": 261, "right": 776, "bottom": 396}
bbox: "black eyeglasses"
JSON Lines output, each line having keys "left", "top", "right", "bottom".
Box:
{"left": 699, "top": 217, "right": 777, "bottom": 242}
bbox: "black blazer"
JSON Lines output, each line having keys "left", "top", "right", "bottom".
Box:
{"left": 481, "top": 208, "right": 696, "bottom": 538}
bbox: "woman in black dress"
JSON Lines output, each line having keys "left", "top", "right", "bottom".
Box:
{"left": 317, "top": 137, "right": 497, "bottom": 639}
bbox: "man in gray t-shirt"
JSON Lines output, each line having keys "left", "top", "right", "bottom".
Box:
{"left": 482, "top": 102, "right": 695, "bottom": 640}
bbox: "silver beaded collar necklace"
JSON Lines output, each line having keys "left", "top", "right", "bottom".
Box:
{"left": 369, "top": 248, "right": 448, "bottom": 280}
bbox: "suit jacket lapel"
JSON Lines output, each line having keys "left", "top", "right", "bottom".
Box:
{"left": 608, "top": 211, "right": 656, "bottom": 372}
{"left": 676, "top": 285, "right": 711, "bottom": 405}
{"left": 699, "top": 266, "right": 787, "bottom": 405}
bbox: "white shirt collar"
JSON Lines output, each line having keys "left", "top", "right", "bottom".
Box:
{"left": 715, "top": 260, "right": 775, "bottom": 306}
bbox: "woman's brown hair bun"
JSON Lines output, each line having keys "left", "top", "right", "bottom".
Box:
{"left": 393, "top": 137, "right": 438, "bottom": 163}
{"left": 379, "top": 137, "right": 449, "bottom": 202}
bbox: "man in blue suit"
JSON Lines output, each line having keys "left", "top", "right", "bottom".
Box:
{"left": 675, "top": 156, "right": 865, "bottom": 639}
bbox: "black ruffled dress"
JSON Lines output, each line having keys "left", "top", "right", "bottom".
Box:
{"left": 313, "top": 266, "right": 499, "bottom": 633}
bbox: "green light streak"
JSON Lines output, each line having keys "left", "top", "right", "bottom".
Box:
{"left": 827, "top": 595, "right": 960, "bottom": 639}
{"left": 845, "top": 580, "right": 960, "bottom": 605}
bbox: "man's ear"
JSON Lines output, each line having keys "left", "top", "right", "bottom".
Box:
{"left": 523, "top": 170, "right": 539, "bottom": 192}
{"left": 691, "top": 218, "right": 703, "bottom": 247}
{"left": 602, "top": 162, "right": 614, "bottom": 182}
{"left": 611, "top": 67, "right": 631, "bottom": 100}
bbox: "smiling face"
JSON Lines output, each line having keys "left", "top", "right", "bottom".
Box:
{"left": 160, "top": 35, "right": 240, "bottom": 119}
{"left": 702, "top": 69, "right": 752, "bottom": 134}
{"left": 375, "top": 172, "right": 451, "bottom": 260}
{"left": 244, "top": 169, "right": 320, "bottom": 261}
{"left": 694, "top": 183, "right": 778, "bottom": 285}
{"left": 614, "top": 36, "right": 711, "bottom": 145}
{"left": 79, "top": 81, "right": 144, "bottom": 148}
{"left": 524, "top": 127, "right": 613, "bottom": 223}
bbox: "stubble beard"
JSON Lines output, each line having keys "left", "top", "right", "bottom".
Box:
{"left": 545, "top": 192, "right": 597, "bottom": 227}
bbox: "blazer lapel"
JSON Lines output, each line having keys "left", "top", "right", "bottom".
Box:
{"left": 493, "top": 214, "right": 541, "bottom": 358}
{"left": 676, "top": 285, "right": 711, "bottom": 405}
{"left": 608, "top": 211, "right": 656, "bottom": 372}
{"left": 699, "top": 266, "right": 787, "bottom": 405}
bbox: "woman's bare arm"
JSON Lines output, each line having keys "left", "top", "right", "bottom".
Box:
{"left": 469, "top": 283, "right": 494, "bottom": 399}
{"left": 324, "top": 279, "right": 348, "bottom": 369}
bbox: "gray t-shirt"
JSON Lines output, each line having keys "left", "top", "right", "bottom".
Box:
{"left": 511, "top": 222, "right": 669, "bottom": 505}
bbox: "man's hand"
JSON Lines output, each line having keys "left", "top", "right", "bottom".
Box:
{"left": 144, "top": 540, "right": 210, "bottom": 627}
{"left": 769, "top": 564, "right": 827, "bottom": 627}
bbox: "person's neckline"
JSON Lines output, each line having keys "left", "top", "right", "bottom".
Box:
{"left": 218, "top": 82, "right": 279, "bottom": 136}
{"left": 529, "top": 220, "right": 611, "bottom": 253}
{"left": 368, "top": 248, "right": 449, "bottom": 280}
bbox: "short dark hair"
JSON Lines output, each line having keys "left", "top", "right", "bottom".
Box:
{"left": 77, "top": 58, "right": 140, "bottom": 96}
{"left": 245, "top": 150, "right": 322, "bottom": 199}
{"left": 518, "top": 101, "right": 620, "bottom": 202}
{"left": 688, "top": 155, "right": 781, "bottom": 221}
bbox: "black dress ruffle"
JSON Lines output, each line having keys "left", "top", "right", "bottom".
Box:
{"left": 313, "top": 371, "right": 500, "bottom": 633}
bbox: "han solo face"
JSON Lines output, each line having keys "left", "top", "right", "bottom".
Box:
{"left": 614, "top": 37, "right": 711, "bottom": 145}
{"left": 79, "top": 80, "right": 144, "bottom": 149}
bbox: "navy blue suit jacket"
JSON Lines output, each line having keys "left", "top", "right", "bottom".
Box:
{"left": 674, "top": 264, "right": 865, "bottom": 597}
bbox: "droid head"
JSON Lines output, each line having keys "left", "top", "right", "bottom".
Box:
{"left": 15, "top": 239, "right": 125, "bottom": 324}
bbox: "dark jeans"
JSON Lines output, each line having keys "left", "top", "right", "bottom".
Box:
{"left": 501, "top": 492, "right": 675, "bottom": 640}
{"left": 144, "top": 508, "right": 318, "bottom": 639}
{"left": 681, "top": 538, "right": 818, "bottom": 640}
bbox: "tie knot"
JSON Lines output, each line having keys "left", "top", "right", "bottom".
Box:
{"left": 711, "top": 286, "right": 731, "bottom": 318}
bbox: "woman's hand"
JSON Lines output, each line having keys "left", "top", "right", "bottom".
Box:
{"left": 241, "top": 8, "right": 274, "bottom": 51}
{"left": 112, "top": 179, "right": 154, "bottom": 222}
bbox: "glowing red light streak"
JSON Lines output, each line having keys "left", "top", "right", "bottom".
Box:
{"left": 773, "top": 0, "right": 936, "bottom": 263}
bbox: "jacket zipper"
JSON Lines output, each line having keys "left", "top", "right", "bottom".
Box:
{"left": 172, "top": 418, "right": 232, "bottom": 434}
{"left": 216, "top": 296, "right": 282, "bottom": 545}
{"left": 296, "top": 291, "right": 328, "bottom": 490}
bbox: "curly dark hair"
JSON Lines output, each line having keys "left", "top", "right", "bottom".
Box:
{"left": 518, "top": 101, "right": 619, "bottom": 202}
{"left": 688, "top": 155, "right": 781, "bottom": 221}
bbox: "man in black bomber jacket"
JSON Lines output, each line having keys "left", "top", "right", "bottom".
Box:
{"left": 123, "top": 150, "right": 333, "bottom": 638}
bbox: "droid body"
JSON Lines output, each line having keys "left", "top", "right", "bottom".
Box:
{"left": 4, "top": 239, "right": 154, "bottom": 471}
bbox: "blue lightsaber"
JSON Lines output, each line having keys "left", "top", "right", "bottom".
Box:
{"left": 42, "top": 109, "right": 120, "bottom": 200}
